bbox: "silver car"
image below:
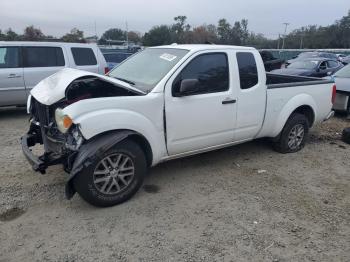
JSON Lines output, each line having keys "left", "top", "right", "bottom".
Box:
{"left": 332, "top": 64, "right": 350, "bottom": 114}
{"left": 0, "top": 41, "right": 108, "bottom": 107}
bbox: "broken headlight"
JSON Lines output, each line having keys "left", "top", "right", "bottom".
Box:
{"left": 66, "top": 127, "right": 83, "bottom": 151}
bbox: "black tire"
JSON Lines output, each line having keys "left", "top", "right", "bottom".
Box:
{"left": 273, "top": 113, "right": 309, "bottom": 153}
{"left": 73, "top": 139, "right": 147, "bottom": 207}
{"left": 342, "top": 128, "right": 350, "bottom": 144}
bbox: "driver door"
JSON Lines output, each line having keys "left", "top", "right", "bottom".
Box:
{"left": 164, "top": 51, "right": 237, "bottom": 155}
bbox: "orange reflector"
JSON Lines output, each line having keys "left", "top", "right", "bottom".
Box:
{"left": 63, "top": 116, "right": 73, "bottom": 129}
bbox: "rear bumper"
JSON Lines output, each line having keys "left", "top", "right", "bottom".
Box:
{"left": 333, "top": 92, "right": 349, "bottom": 111}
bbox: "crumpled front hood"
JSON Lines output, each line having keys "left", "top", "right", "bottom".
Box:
{"left": 30, "top": 68, "right": 144, "bottom": 105}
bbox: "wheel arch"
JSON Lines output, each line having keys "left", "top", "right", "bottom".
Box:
{"left": 270, "top": 94, "right": 317, "bottom": 138}
{"left": 65, "top": 129, "right": 153, "bottom": 199}
{"left": 291, "top": 105, "right": 315, "bottom": 127}
{"left": 271, "top": 104, "right": 315, "bottom": 143}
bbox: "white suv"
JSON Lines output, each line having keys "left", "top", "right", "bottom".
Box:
{"left": 0, "top": 41, "right": 108, "bottom": 107}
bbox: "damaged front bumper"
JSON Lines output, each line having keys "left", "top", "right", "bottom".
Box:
{"left": 21, "top": 126, "right": 78, "bottom": 199}
{"left": 21, "top": 133, "right": 47, "bottom": 174}
{"left": 21, "top": 131, "right": 65, "bottom": 174}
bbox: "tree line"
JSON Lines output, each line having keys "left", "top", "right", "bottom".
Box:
{"left": 1, "top": 10, "right": 349, "bottom": 49}
{"left": 0, "top": 26, "right": 86, "bottom": 43}
{"left": 282, "top": 10, "right": 350, "bottom": 49}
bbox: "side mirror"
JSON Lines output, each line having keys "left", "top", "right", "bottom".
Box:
{"left": 327, "top": 71, "right": 333, "bottom": 76}
{"left": 179, "top": 79, "right": 199, "bottom": 96}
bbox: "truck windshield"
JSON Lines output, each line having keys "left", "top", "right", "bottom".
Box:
{"left": 108, "top": 48, "right": 189, "bottom": 93}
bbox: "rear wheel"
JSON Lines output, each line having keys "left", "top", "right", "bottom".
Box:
{"left": 273, "top": 113, "right": 309, "bottom": 153}
{"left": 73, "top": 139, "right": 147, "bottom": 207}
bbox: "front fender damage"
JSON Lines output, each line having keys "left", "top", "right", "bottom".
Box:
{"left": 65, "top": 130, "right": 137, "bottom": 199}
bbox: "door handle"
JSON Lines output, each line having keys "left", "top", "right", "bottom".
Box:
{"left": 222, "top": 98, "right": 237, "bottom": 105}
{"left": 8, "top": 74, "right": 21, "bottom": 78}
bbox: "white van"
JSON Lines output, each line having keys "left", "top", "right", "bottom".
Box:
{"left": 0, "top": 41, "right": 108, "bottom": 107}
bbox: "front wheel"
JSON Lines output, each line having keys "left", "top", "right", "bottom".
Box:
{"left": 273, "top": 113, "right": 309, "bottom": 153}
{"left": 73, "top": 139, "right": 147, "bottom": 207}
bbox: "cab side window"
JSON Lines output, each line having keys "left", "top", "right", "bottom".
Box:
{"left": 236, "top": 52, "right": 258, "bottom": 89}
{"left": 172, "top": 53, "right": 229, "bottom": 96}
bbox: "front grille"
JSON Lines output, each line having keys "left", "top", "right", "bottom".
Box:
{"left": 30, "top": 97, "right": 67, "bottom": 154}
{"left": 31, "top": 98, "right": 52, "bottom": 152}
{"left": 33, "top": 98, "right": 50, "bottom": 127}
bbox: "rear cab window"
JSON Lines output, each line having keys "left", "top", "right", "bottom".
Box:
{"left": 0, "top": 47, "right": 21, "bottom": 68}
{"left": 24, "top": 47, "right": 65, "bottom": 67}
{"left": 71, "top": 47, "right": 97, "bottom": 66}
{"left": 236, "top": 52, "right": 258, "bottom": 89}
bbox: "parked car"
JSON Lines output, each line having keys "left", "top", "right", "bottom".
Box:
{"left": 259, "top": 50, "right": 284, "bottom": 72}
{"left": 0, "top": 41, "right": 108, "bottom": 107}
{"left": 271, "top": 58, "right": 343, "bottom": 78}
{"left": 328, "top": 64, "right": 350, "bottom": 114}
{"left": 286, "top": 51, "right": 339, "bottom": 66}
{"left": 341, "top": 55, "right": 350, "bottom": 65}
{"left": 103, "top": 52, "right": 133, "bottom": 71}
{"left": 336, "top": 53, "right": 348, "bottom": 63}
{"left": 21, "top": 45, "right": 335, "bottom": 207}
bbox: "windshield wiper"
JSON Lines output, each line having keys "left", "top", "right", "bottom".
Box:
{"left": 113, "top": 77, "right": 135, "bottom": 86}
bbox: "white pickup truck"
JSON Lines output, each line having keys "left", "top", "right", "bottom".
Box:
{"left": 21, "top": 45, "right": 336, "bottom": 207}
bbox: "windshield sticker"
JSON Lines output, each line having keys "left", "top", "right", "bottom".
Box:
{"left": 160, "top": 53, "right": 177, "bottom": 62}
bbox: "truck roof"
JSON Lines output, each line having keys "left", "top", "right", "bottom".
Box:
{"left": 151, "top": 44, "right": 256, "bottom": 52}
{"left": 0, "top": 41, "right": 98, "bottom": 47}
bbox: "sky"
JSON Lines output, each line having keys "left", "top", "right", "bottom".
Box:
{"left": 1, "top": 0, "right": 349, "bottom": 39}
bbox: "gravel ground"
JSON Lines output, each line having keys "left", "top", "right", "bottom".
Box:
{"left": 0, "top": 107, "right": 349, "bottom": 262}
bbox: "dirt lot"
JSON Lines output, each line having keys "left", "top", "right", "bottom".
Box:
{"left": 0, "top": 107, "right": 349, "bottom": 262}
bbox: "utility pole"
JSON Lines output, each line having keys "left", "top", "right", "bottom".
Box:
{"left": 281, "top": 22, "right": 289, "bottom": 49}
{"left": 94, "top": 21, "right": 97, "bottom": 42}
{"left": 125, "top": 21, "right": 129, "bottom": 46}
{"left": 277, "top": 34, "right": 280, "bottom": 49}
{"left": 300, "top": 36, "right": 304, "bottom": 49}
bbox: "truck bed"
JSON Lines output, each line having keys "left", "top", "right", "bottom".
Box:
{"left": 266, "top": 73, "right": 333, "bottom": 88}
{"left": 256, "top": 73, "right": 335, "bottom": 139}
